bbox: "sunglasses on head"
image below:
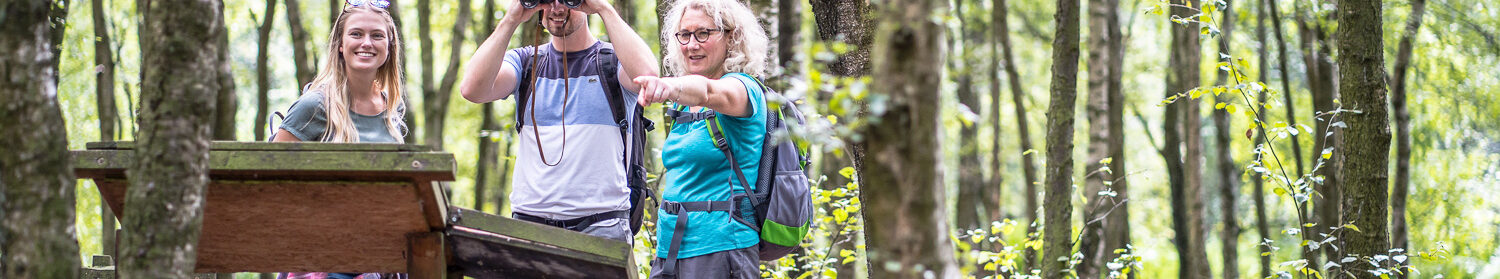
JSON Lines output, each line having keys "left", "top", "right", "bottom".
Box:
{"left": 346, "top": 0, "right": 390, "bottom": 9}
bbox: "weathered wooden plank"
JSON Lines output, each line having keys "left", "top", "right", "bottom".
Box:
{"left": 96, "top": 180, "right": 430, "bottom": 273}
{"left": 86, "top": 141, "right": 435, "bottom": 152}
{"left": 418, "top": 181, "right": 451, "bottom": 230}
{"left": 444, "top": 207, "right": 636, "bottom": 279}
{"left": 73, "top": 150, "right": 455, "bottom": 181}
{"left": 407, "top": 232, "right": 447, "bottom": 279}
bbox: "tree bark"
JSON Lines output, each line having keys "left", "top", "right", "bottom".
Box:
{"left": 425, "top": 0, "right": 473, "bottom": 149}
{"left": 986, "top": 0, "right": 1006, "bottom": 225}
{"left": 1103, "top": 0, "right": 1131, "bottom": 272}
{"left": 810, "top": 1, "right": 872, "bottom": 278}
{"left": 953, "top": 0, "right": 984, "bottom": 233}
{"left": 995, "top": 0, "right": 1043, "bottom": 270}
{"left": 747, "top": 0, "right": 777, "bottom": 72}
{"left": 859, "top": 0, "right": 959, "bottom": 277}
{"left": 778, "top": 0, "right": 800, "bottom": 77}
{"left": 1167, "top": 0, "right": 1211, "bottom": 277}
{"left": 1333, "top": 0, "right": 1391, "bottom": 276}
{"left": 810, "top": 0, "right": 874, "bottom": 77}
{"left": 257, "top": 0, "right": 278, "bottom": 141}
{"left": 1267, "top": 0, "right": 1319, "bottom": 268}
{"left": 1, "top": 1, "right": 80, "bottom": 277}
{"left": 330, "top": 0, "right": 339, "bottom": 25}
{"left": 122, "top": 0, "right": 227, "bottom": 277}
{"left": 213, "top": 19, "right": 238, "bottom": 141}
{"left": 614, "top": 0, "right": 633, "bottom": 26}
{"left": 387, "top": 0, "right": 419, "bottom": 144}
{"left": 418, "top": 0, "right": 435, "bottom": 146}
{"left": 1078, "top": 0, "right": 1117, "bottom": 274}
{"left": 1254, "top": 0, "right": 1274, "bottom": 275}
{"left": 473, "top": 0, "right": 498, "bottom": 213}
{"left": 1389, "top": 1, "right": 1424, "bottom": 277}
{"left": 1214, "top": 0, "right": 1240, "bottom": 278}
{"left": 93, "top": 0, "right": 119, "bottom": 141}
{"left": 1041, "top": 0, "right": 1082, "bottom": 276}
{"left": 286, "top": 0, "right": 317, "bottom": 90}
{"left": 1264, "top": 0, "right": 1306, "bottom": 179}
{"left": 1299, "top": 6, "right": 1341, "bottom": 264}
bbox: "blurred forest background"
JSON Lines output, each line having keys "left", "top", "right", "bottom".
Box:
{"left": 8, "top": 0, "right": 1499, "bottom": 277}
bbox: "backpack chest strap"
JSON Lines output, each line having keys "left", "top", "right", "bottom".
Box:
{"left": 660, "top": 200, "right": 734, "bottom": 277}
{"left": 665, "top": 108, "right": 717, "bottom": 124}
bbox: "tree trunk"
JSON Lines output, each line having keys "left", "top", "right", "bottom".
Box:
{"left": 810, "top": 0, "right": 874, "bottom": 77}
{"left": 1102, "top": 0, "right": 1131, "bottom": 272}
{"left": 995, "top": 0, "right": 1042, "bottom": 270}
{"left": 256, "top": 0, "right": 278, "bottom": 141}
{"left": 122, "top": 0, "right": 228, "bottom": 276}
{"left": 473, "top": 0, "right": 498, "bottom": 213}
{"left": 859, "top": 0, "right": 959, "bottom": 277}
{"left": 777, "top": 0, "right": 800, "bottom": 77}
{"left": 1389, "top": 1, "right": 1424, "bottom": 277}
{"left": 986, "top": 0, "right": 1005, "bottom": 225}
{"left": 1333, "top": 0, "right": 1391, "bottom": 276}
{"left": 426, "top": 0, "right": 472, "bottom": 149}
{"left": 953, "top": 0, "right": 984, "bottom": 233}
{"left": 93, "top": 0, "right": 119, "bottom": 141}
{"left": 418, "top": 0, "right": 436, "bottom": 147}
{"left": 1254, "top": 0, "right": 1274, "bottom": 275}
{"left": 285, "top": 0, "right": 316, "bottom": 90}
{"left": 1300, "top": 7, "right": 1341, "bottom": 265}
{"left": 387, "top": 0, "right": 418, "bottom": 144}
{"left": 747, "top": 0, "right": 777, "bottom": 71}
{"left": 1167, "top": 0, "right": 1212, "bottom": 277}
{"left": 0, "top": 1, "right": 80, "bottom": 277}
{"left": 1041, "top": 0, "right": 1082, "bottom": 277}
{"left": 1215, "top": 0, "right": 1240, "bottom": 278}
{"left": 330, "top": 0, "right": 339, "bottom": 25}
{"left": 1267, "top": 0, "right": 1319, "bottom": 267}
{"left": 213, "top": 21, "right": 238, "bottom": 141}
{"left": 1078, "top": 0, "right": 1116, "bottom": 274}
{"left": 614, "top": 0, "right": 633, "bottom": 26}
{"left": 1264, "top": 0, "right": 1306, "bottom": 179}
{"left": 810, "top": 1, "right": 874, "bottom": 277}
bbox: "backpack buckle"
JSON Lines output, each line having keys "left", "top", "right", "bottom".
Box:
{"left": 713, "top": 136, "right": 730, "bottom": 150}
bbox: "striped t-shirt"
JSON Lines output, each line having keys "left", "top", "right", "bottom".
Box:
{"left": 502, "top": 41, "right": 639, "bottom": 220}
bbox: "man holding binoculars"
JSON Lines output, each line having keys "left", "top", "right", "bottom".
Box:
{"left": 459, "top": 0, "right": 659, "bottom": 243}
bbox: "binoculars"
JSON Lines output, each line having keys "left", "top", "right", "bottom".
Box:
{"left": 521, "top": 0, "right": 583, "bottom": 9}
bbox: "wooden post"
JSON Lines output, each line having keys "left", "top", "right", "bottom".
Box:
{"left": 407, "top": 232, "right": 446, "bottom": 279}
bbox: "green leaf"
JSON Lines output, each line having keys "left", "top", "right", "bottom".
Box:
{"left": 1343, "top": 224, "right": 1361, "bottom": 232}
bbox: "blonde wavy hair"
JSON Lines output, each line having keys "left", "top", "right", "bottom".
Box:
{"left": 661, "top": 0, "right": 769, "bottom": 78}
{"left": 305, "top": 5, "right": 407, "bottom": 142}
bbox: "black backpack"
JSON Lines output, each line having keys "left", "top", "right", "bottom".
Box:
{"left": 515, "top": 46, "right": 656, "bottom": 234}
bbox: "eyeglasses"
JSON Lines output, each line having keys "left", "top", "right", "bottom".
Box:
{"left": 346, "top": 0, "right": 390, "bottom": 9}
{"left": 674, "top": 28, "right": 727, "bottom": 45}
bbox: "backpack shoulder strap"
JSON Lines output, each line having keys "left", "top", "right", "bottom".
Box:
{"left": 597, "top": 47, "right": 629, "bottom": 148}
{"left": 514, "top": 45, "right": 536, "bottom": 132}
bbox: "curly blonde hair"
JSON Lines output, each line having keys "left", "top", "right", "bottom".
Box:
{"left": 660, "top": 0, "right": 769, "bottom": 78}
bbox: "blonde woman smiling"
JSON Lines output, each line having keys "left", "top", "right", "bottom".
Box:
{"left": 274, "top": 0, "right": 406, "bottom": 144}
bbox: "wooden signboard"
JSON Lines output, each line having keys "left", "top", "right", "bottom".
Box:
{"left": 74, "top": 141, "right": 455, "bottom": 277}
